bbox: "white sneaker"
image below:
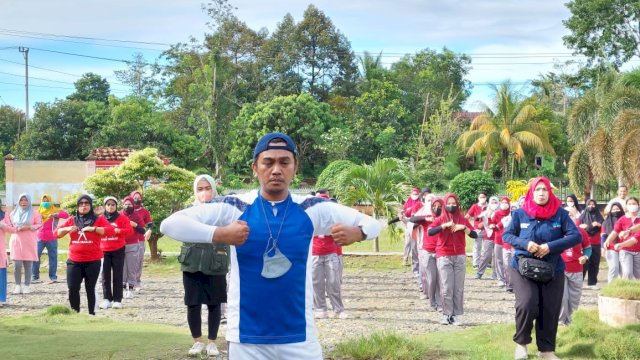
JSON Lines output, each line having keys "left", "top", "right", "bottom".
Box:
{"left": 538, "top": 351, "right": 560, "bottom": 359}
{"left": 450, "top": 315, "right": 463, "bottom": 326}
{"left": 439, "top": 315, "right": 451, "bottom": 325}
{"left": 21, "top": 286, "right": 31, "bottom": 294}
{"left": 336, "top": 311, "right": 349, "bottom": 319}
{"left": 515, "top": 344, "right": 528, "bottom": 360}
{"left": 206, "top": 343, "right": 220, "bottom": 356}
{"left": 419, "top": 294, "right": 428, "bottom": 300}
{"left": 314, "top": 311, "right": 328, "bottom": 319}
{"left": 124, "top": 290, "right": 133, "bottom": 299}
{"left": 496, "top": 281, "right": 505, "bottom": 287}
{"left": 188, "top": 342, "right": 206, "bottom": 356}
{"left": 99, "top": 300, "right": 112, "bottom": 309}
{"left": 587, "top": 285, "right": 600, "bottom": 290}
{"left": 112, "top": 302, "right": 123, "bottom": 309}
{"left": 134, "top": 286, "right": 141, "bottom": 292}
{"left": 12, "top": 285, "right": 21, "bottom": 294}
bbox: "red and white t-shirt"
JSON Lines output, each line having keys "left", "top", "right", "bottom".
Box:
{"left": 561, "top": 227, "right": 591, "bottom": 273}
{"left": 612, "top": 216, "right": 640, "bottom": 252}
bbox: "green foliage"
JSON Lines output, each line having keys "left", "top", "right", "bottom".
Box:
{"left": 315, "top": 160, "right": 356, "bottom": 193}
{"left": 601, "top": 279, "right": 640, "bottom": 300}
{"left": 597, "top": 329, "right": 640, "bottom": 360}
{"left": 563, "top": 0, "right": 640, "bottom": 69}
{"left": 45, "top": 305, "right": 73, "bottom": 316}
{"left": 0, "top": 105, "right": 22, "bottom": 181}
{"left": 67, "top": 73, "right": 111, "bottom": 103}
{"left": 449, "top": 170, "right": 498, "bottom": 209}
{"left": 229, "top": 93, "right": 337, "bottom": 176}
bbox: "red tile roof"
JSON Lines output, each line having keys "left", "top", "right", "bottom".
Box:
{"left": 86, "top": 147, "right": 134, "bottom": 161}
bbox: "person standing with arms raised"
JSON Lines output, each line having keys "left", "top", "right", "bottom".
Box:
{"left": 503, "top": 177, "right": 581, "bottom": 360}
{"left": 161, "top": 132, "right": 381, "bottom": 359}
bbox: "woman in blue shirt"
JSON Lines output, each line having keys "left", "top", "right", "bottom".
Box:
{"left": 503, "top": 177, "right": 581, "bottom": 360}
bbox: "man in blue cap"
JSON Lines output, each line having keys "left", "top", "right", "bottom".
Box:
{"left": 161, "top": 132, "right": 381, "bottom": 359}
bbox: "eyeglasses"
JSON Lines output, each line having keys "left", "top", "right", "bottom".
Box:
{"left": 78, "top": 202, "right": 91, "bottom": 206}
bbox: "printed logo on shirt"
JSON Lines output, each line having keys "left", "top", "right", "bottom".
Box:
{"left": 552, "top": 222, "right": 561, "bottom": 229}
{"left": 521, "top": 223, "right": 530, "bottom": 229}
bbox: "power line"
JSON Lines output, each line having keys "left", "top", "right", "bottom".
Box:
{"left": 0, "top": 31, "right": 167, "bottom": 52}
{"left": 0, "top": 28, "right": 172, "bottom": 46}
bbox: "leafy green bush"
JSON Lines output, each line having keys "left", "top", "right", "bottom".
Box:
{"left": 316, "top": 160, "right": 356, "bottom": 193}
{"left": 449, "top": 170, "right": 498, "bottom": 209}
{"left": 597, "top": 329, "right": 640, "bottom": 359}
{"left": 46, "top": 304, "right": 73, "bottom": 316}
{"left": 333, "top": 332, "right": 429, "bottom": 360}
{"left": 601, "top": 279, "right": 640, "bottom": 300}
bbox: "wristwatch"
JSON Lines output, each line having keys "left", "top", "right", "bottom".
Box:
{"left": 358, "top": 225, "right": 367, "bottom": 241}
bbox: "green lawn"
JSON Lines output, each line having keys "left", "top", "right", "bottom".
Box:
{"left": 330, "top": 309, "right": 640, "bottom": 360}
{"left": 0, "top": 310, "right": 197, "bottom": 360}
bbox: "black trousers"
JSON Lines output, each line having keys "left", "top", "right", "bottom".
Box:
{"left": 103, "top": 247, "right": 125, "bottom": 302}
{"left": 187, "top": 304, "right": 222, "bottom": 340}
{"left": 66, "top": 259, "right": 101, "bottom": 315}
{"left": 583, "top": 245, "right": 601, "bottom": 286}
{"left": 510, "top": 267, "right": 564, "bottom": 352}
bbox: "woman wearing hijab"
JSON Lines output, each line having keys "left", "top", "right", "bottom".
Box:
{"left": 411, "top": 196, "right": 443, "bottom": 311}
{"left": 32, "top": 194, "right": 69, "bottom": 284}
{"left": 130, "top": 190, "right": 153, "bottom": 292}
{"left": 175, "top": 175, "right": 225, "bottom": 357}
{"left": 99, "top": 196, "right": 133, "bottom": 310}
{"left": 0, "top": 208, "right": 6, "bottom": 306}
{"left": 122, "top": 196, "right": 145, "bottom": 299}
{"left": 401, "top": 187, "right": 422, "bottom": 275}
{"left": 476, "top": 196, "right": 499, "bottom": 280}
{"left": 503, "top": 177, "right": 581, "bottom": 360}
{"left": 56, "top": 195, "right": 113, "bottom": 315}
{"left": 428, "top": 193, "right": 477, "bottom": 326}
{"left": 604, "top": 197, "right": 640, "bottom": 280}
{"left": 601, "top": 202, "right": 624, "bottom": 283}
{"left": 577, "top": 199, "right": 603, "bottom": 289}
{"left": 490, "top": 196, "right": 512, "bottom": 288}
{"left": 1, "top": 194, "right": 42, "bottom": 294}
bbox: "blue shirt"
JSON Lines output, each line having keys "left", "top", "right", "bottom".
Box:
{"left": 503, "top": 207, "right": 581, "bottom": 273}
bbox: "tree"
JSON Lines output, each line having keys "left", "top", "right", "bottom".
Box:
{"left": 0, "top": 105, "right": 22, "bottom": 182}
{"left": 315, "top": 160, "right": 356, "bottom": 194}
{"left": 449, "top": 171, "right": 498, "bottom": 210}
{"left": 67, "top": 73, "right": 111, "bottom": 103}
{"left": 457, "top": 82, "right": 555, "bottom": 179}
{"left": 563, "top": 0, "right": 640, "bottom": 68}
{"left": 14, "top": 99, "right": 105, "bottom": 160}
{"left": 114, "top": 53, "right": 160, "bottom": 99}
{"left": 82, "top": 148, "right": 194, "bottom": 259}
{"left": 567, "top": 69, "right": 640, "bottom": 196}
{"left": 339, "top": 158, "right": 409, "bottom": 252}
{"left": 228, "top": 93, "right": 337, "bottom": 176}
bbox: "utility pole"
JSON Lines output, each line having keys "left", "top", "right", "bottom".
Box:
{"left": 18, "top": 47, "right": 29, "bottom": 130}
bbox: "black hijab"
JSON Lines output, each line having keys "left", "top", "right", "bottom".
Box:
{"left": 578, "top": 199, "right": 605, "bottom": 236}
{"left": 602, "top": 202, "right": 624, "bottom": 235}
{"left": 74, "top": 194, "right": 98, "bottom": 228}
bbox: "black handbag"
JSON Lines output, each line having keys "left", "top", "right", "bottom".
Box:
{"left": 517, "top": 256, "right": 554, "bottom": 283}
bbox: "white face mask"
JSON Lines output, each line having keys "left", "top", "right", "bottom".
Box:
{"left": 411, "top": 194, "right": 419, "bottom": 200}
{"left": 628, "top": 204, "right": 639, "bottom": 213}
{"left": 566, "top": 202, "right": 574, "bottom": 208}
{"left": 500, "top": 203, "right": 510, "bottom": 211}
{"left": 478, "top": 198, "right": 487, "bottom": 205}
{"left": 489, "top": 203, "right": 499, "bottom": 211}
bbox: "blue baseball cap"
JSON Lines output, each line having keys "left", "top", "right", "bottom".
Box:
{"left": 253, "top": 132, "right": 298, "bottom": 160}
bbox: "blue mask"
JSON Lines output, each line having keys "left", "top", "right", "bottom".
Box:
{"left": 42, "top": 202, "right": 51, "bottom": 209}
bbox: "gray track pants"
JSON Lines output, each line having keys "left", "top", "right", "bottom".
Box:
{"left": 502, "top": 248, "right": 514, "bottom": 290}
{"left": 403, "top": 228, "right": 419, "bottom": 276}
{"left": 123, "top": 244, "right": 139, "bottom": 288}
{"left": 559, "top": 272, "right": 583, "bottom": 325}
{"left": 472, "top": 233, "right": 483, "bottom": 267}
{"left": 437, "top": 255, "right": 465, "bottom": 316}
{"left": 477, "top": 239, "right": 494, "bottom": 276}
{"left": 494, "top": 244, "right": 505, "bottom": 283}
{"left": 619, "top": 250, "right": 640, "bottom": 280}
{"left": 13, "top": 260, "right": 33, "bottom": 286}
{"left": 136, "top": 241, "right": 145, "bottom": 285}
{"left": 418, "top": 249, "right": 441, "bottom": 309}
{"left": 312, "top": 254, "right": 344, "bottom": 313}
{"left": 605, "top": 249, "right": 620, "bottom": 283}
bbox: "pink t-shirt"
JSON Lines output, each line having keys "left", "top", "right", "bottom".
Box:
{"left": 37, "top": 210, "right": 70, "bottom": 241}
{"left": 3, "top": 209, "right": 42, "bottom": 261}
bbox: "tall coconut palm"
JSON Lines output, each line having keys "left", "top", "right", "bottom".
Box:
{"left": 457, "top": 82, "right": 555, "bottom": 179}
{"left": 339, "top": 157, "right": 408, "bottom": 252}
{"left": 566, "top": 69, "right": 640, "bottom": 197}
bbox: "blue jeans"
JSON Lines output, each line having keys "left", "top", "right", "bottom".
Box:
{"left": 0, "top": 268, "right": 6, "bottom": 303}
{"left": 33, "top": 239, "right": 58, "bottom": 281}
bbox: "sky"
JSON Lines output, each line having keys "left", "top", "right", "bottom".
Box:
{"left": 0, "top": 0, "right": 608, "bottom": 117}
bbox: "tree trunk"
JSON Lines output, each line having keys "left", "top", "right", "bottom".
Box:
{"left": 373, "top": 237, "right": 379, "bottom": 253}
{"left": 149, "top": 233, "right": 161, "bottom": 261}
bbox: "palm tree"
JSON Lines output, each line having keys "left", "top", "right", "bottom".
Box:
{"left": 566, "top": 69, "right": 640, "bottom": 197}
{"left": 338, "top": 158, "right": 408, "bottom": 252}
{"left": 457, "top": 82, "right": 555, "bottom": 179}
